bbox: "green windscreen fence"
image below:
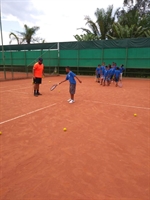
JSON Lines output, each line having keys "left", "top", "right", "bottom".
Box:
{"left": 0, "top": 38, "right": 150, "bottom": 80}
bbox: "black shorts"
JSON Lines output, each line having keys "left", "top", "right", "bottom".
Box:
{"left": 114, "top": 77, "right": 119, "bottom": 82}
{"left": 110, "top": 75, "right": 114, "bottom": 80}
{"left": 96, "top": 74, "right": 100, "bottom": 78}
{"left": 33, "top": 77, "right": 42, "bottom": 84}
{"left": 69, "top": 84, "right": 76, "bottom": 94}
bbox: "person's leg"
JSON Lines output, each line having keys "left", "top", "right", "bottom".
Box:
{"left": 37, "top": 78, "right": 42, "bottom": 95}
{"left": 103, "top": 78, "right": 105, "bottom": 86}
{"left": 34, "top": 84, "right": 38, "bottom": 96}
{"left": 69, "top": 84, "right": 76, "bottom": 103}
{"left": 71, "top": 94, "right": 74, "bottom": 100}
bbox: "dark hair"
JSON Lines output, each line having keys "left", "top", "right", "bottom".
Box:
{"left": 98, "top": 64, "right": 101, "bottom": 67}
{"left": 66, "top": 66, "right": 70, "bottom": 70}
{"left": 109, "top": 64, "right": 111, "bottom": 69}
{"left": 38, "top": 58, "right": 43, "bottom": 61}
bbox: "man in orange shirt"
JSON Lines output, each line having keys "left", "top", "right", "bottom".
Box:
{"left": 33, "top": 58, "right": 44, "bottom": 96}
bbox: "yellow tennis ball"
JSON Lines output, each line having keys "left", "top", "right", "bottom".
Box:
{"left": 63, "top": 128, "right": 67, "bottom": 131}
{"left": 134, "top": 114, "right": 137, "bottom": 117}
{"left": 0, "top": 132, "right": 2, "bottom": 135}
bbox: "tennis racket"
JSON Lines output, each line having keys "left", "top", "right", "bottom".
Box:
{"left": 50, "top": 83, "right": 59, "bottom": 91}
{"left": 118, "top": 81, "right": 123, "bottom": 88}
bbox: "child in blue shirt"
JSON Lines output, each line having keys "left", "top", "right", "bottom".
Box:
{"left": 59, "top": 67, "right": 82, "bottom": 103}
{"left": 114, "top": 67, "right": 121, "bottom": 87}
{"left": 119, "top": 64, "right": 125, "bottom": 81}
{"left": 95, "top": 65, "right": 101, "bottom": 83}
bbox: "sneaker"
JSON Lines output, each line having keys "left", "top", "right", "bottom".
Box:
{"left": 69, "top": 100, "right": 75, "bottom": 104}
{"left": 34, "top": 93, "right": 38, "bottom": 97}
{"left": 67, "top": 99, "right": 71, "bottom": 102}
{"left": 37, "top": 92, "right": 42, "bottom": 95}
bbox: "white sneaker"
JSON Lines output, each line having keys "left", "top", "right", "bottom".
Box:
{"left": 69, "top": 100, "right": 75, "bottom": 104}
{"left": 67, "top": 99, "right": 71, "bottom": 102}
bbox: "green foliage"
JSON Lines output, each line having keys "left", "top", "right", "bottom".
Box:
{"left": 74, "top": 33, "right": 100, "bottom": 41}
{"left": 74, "top": 0, "right": 150, "bottom": 41}
{"left": 76, "top": 5, "right": 117, "bottom": 40}
{"left": 9, "top": 24, "right": 45, "bottom": 44}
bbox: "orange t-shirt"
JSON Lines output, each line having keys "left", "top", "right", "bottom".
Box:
{"left": 33, "top": 62, "right": 44, "bottom": 78}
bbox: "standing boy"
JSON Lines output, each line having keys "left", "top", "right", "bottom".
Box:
{"left": 119, "top": 64, "right": 125, "bottom": 81}
{"left": 95, "top": 65, "right": 101, "bottom": 83}
{"left": 114, "top": 67, "right": 121, "bottom": 87}
{"left": 59, "top": 67, "right": 82, "bottom": 104}
{"left": 33, "top": 58, "right": 44, "bottom": 96}
{"left": 100, "top": 62, "right": 105, "bottom": 85}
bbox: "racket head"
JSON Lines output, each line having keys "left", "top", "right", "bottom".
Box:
{"left": 50, "top": 84, "right": 58, "bottom": 91}
{"left": 118, "top": 81, "right": 123, "bottom": 88}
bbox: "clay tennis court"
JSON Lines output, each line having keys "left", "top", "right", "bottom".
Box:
{"left": 0, "top": 76, "right": 149, "bottom": 200}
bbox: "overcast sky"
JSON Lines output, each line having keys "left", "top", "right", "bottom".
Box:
{"left": 1, "top": 0, "right": 124, "bottom": 45}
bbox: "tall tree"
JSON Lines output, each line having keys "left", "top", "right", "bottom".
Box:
{"left": 77, "top": 5, "right": 117, "bottom": 40}
{"left": 9, "top": 24, "right": 43, "bottom": 44}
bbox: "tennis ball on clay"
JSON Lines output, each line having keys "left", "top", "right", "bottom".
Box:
{"left": 134, "top": 114, "right": 137, "bottom": 117}
{"left": 63, "top": 128, "right": 67, "bottom": 131}
{"left": 0, "top": 132, "right": 2, "bottom": 135}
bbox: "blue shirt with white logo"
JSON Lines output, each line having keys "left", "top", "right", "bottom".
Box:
{"left": 66, "top": 71, "right": 76, "bottom": 84}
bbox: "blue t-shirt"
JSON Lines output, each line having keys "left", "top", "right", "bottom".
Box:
{"left": 66, "top": 71, "right": 76, "bottom": 84}
{"left": 114, "top": 70, "right": 121, "bottom": 79}
{"left": 120, "top": 67, "right": 125, "bottom": 73}
{"left": 96, "top": 67, "right": 100, "bottom": 74}
{"left": 112, "top": 67, "right": 116, "bottom": 75}
{"left": 104, "top": 69, "right": 108, "bottom": 78}
{"left": 100, "top": 66, "right": 105, "bottom": 75}
{"left": 107, "top": 69, "right": 112, "bottom": 78}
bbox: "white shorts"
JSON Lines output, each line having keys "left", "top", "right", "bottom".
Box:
{"left": 101, "top": 75, "right": 104, "bottom": 79}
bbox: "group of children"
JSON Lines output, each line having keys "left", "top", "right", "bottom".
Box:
{"left": 95, "top": 62, "right": 125, "bottom": 87}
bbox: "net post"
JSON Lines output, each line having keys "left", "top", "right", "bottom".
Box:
{"left": 0, "top": 0, "right": 6, "bottom": 80}
{"left": 57, "top": 42, "right": 60, "bottom": 74}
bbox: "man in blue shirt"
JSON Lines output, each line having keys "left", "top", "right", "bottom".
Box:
{"left": 59, "top": 66, "right": 82, "bottom": 104}
{"left": 114, "top": 67, "right": 121, "bottom": 87}
{"left": 95, "top": 65, "right": 101, "bottom": 83}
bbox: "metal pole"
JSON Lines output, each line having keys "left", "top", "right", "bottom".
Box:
{"left": 57, "top": 42, "right": 59, "bottom": 74}
{"left": 0, "top": 0, "right": 6, "bottom": 79}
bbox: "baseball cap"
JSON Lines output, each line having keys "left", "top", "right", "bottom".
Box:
{"left": 38, "top": 58, "right": 43, "bottom": 61}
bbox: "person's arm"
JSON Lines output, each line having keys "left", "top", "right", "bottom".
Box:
{"left": 42, "top": 67, "right": 45, "bottom": 77}
{"left": 75, "top": 76, "right": 82, "bottom": 83}
{"left": 32, "top": 67, "right": 35, "bottom": 79}
{"left": 59, "top": 79, "right": 67, "bottom": 84}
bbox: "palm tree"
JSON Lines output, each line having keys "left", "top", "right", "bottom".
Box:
{"left": 123, "top": 0, "right": 150, "bottom": 15}
{"left": 9, "top": 24, "right": 42, "bottom": 44}
{"left": 74, "top": 33, "right": 99, "bottom": 41}
{"left": 107, "top": 23, "right": 146, "bottom": 39}
{"left": 77, "top": 5, "right": 118, "bottom": 40}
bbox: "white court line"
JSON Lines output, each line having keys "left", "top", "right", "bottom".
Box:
{"left": 84, "top": 100, "right": 150, "bottom": 110}
{"left": 0, "top": 103, "right": 57, "bottom": 125}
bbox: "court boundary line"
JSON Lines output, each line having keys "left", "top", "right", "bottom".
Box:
{"left": 84, "top": 100, "right": 150, "bottom": 110}
{"left": 0, "top": 103, "right": 57, "bottom": 125}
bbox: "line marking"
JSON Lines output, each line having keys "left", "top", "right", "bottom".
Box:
{"left": 0, "top": 103, "right": 57, "bottom": 125}
{"left": 84, "top": 100, "right": 150, "bottom": 110}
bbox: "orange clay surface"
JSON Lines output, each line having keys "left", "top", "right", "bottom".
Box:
{"left": 0, "top": 76, "right": 150, "bottom": 200}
